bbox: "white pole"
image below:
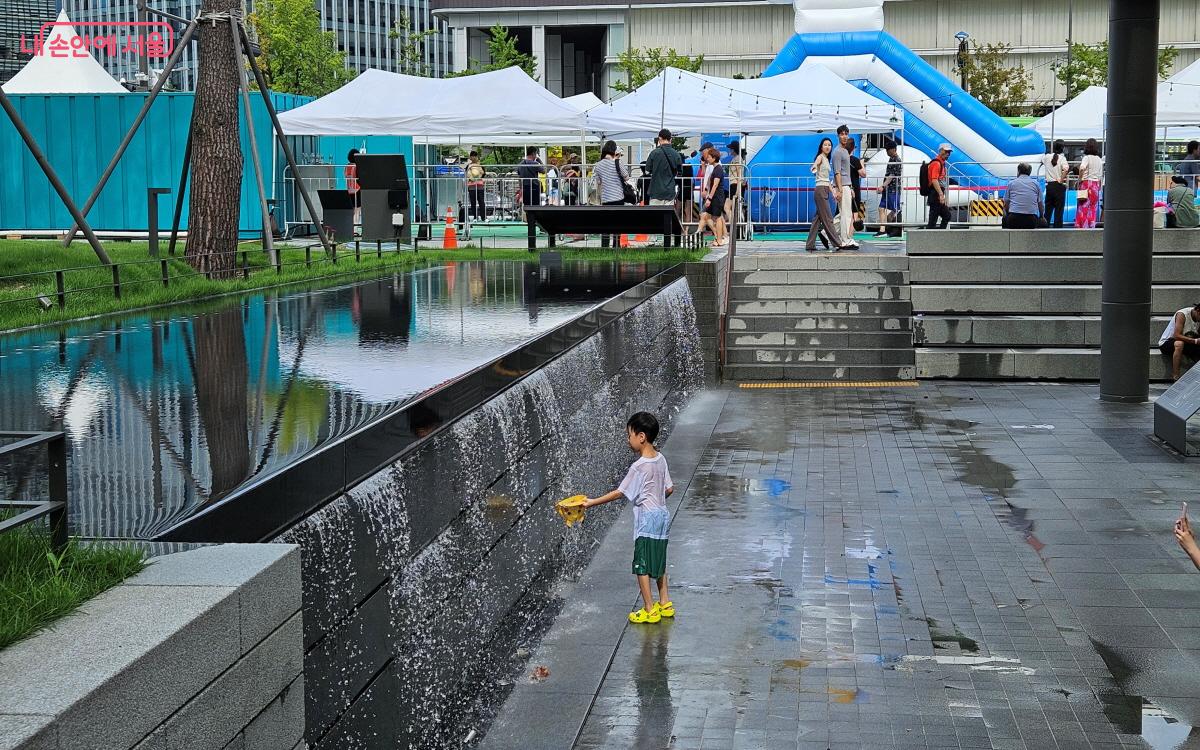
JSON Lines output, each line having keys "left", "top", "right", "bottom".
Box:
{"left": 579, "top": 129, "right": 589, "bottom": 203}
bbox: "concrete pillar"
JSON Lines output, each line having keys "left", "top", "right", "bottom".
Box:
{"left": 452, "top": 27, "right": 468, "bottom": 73}
{"left": 1099, "top": 0, "right": 1159, "bottom": 403}
{"left": 532, "top": 25, "right": 546, "bottom": 85}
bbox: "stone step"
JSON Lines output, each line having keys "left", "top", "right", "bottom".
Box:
{"left": 915, "top": 347, "right": 1175, "bottom": 381}
{"left": 733, "top": 269, "right": 909, "bottom": 286}
{"left": 730, "top": 300, "right": 913, "bottom": 317}
{"left": 727, "top": 331, "right": 914, "bottom": 349}
{"left": 906, "top": 228, "right": 1196, "bottom": 256}
{"left": 729, "top": 284, "right": 910, "bottom": 302}
{"left": 724, "top": 363, "right": 917, "bottom": 381}
{"left": 732, "top": 254, "right": 909, "bottom": 271}
{"left": 725, "top": 347, "right": 916, "bottom": 366}
{"left": 911, "top": 285, "right": 1197, "bottom": 315}
{"left": 909, "top": 254, "right": 1200, "bottom": 284}
{"left": 914, "top": 315, "right": 1173, "bottom": 348}
{"left": 729, "top": 315, "right": 912, "bottom": 333}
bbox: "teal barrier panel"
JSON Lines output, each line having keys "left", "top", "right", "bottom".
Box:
{"left": 0, "top": 91, "right": 413, "bottom": 236}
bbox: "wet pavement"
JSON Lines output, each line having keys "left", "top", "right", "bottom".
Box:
{"left": 481, "top": 382, "right": 1200, "bottom": 750}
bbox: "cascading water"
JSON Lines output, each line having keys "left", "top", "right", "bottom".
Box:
{"left": 277, "top": 278, "right": 704, "bottom": 748}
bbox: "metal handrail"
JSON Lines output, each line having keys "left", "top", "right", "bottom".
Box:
{"left": 0, "top": 430, "right": 68, "bottom": 555}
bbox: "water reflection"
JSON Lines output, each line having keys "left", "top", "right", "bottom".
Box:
{"left": 0, "top": 260, "right": 662, "bottom": 540}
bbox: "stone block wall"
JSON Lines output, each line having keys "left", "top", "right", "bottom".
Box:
{"left": 0, "top": 544, "right": 303, "bottom": 750}
{"left": 684, "top": 248, "right": 729, "bottom": 379}
{"left": 275, "top": 278, "right": 704, "bottom": 748}
{"left": 909, "top": 229, "right": 1200, "bottom": 381}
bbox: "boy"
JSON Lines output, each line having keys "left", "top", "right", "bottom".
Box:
{"left": 583, "top": 412, "right": 675, "bottom": 623}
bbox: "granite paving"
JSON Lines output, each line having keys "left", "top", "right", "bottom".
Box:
{"left": 481, "top": 382, "right": 1200, "bottom": 750}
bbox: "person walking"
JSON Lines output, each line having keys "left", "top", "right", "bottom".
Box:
{"left": 517, "top": 147, "right": 545, "bottom": 216}
{"left": 594, "top": 140, "right": 630, "bottom": 247}
{"left": 1042, "top": 139, "right": 1068, "bottom": 228}
{"left": 847, "top": 138, "right": 866, "bottom": 232}
{"left": 1176, "top": 140, "right": 1200, "bottom": 192}
{"left": 465, "top": 151, "right": 486, "bottom": 222}
{"left": 725, "top": 140, "right": 745, "bottom": 231}
{"left": 832, "top": 125, "right": 859, "bottom": 249}
{"left": 645, "top": 128, "right": 683, "bottom": 247}
{"left": 806, "top": 138, "right": 842, "bottom": 252}
{"left": 1075, "top": 138, "right": 1103, "bottom": 229}
{"left": 1003, "top": 163, "right": 1043, "bottom": 229}
{"left": 695, "top": 148, "right": 727, "bottom": 248}
{"left": 345, "top": 148, "right": 361, "bottom": 226}
{"left": 875, "top": 140, "right": 902, "bottom": 237}
{"left": 925, "top": 143, "right": 952, "bottom": 230}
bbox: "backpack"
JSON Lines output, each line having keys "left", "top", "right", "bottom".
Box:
{"left": 918, "top": 161, "right": 931, "bottom": 197}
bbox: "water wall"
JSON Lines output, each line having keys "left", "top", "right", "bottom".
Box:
{"left": 275, "top": 275, "right": 704, "bottom": 747}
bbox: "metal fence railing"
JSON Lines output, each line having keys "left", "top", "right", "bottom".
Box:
{"left": 276, "top": 154, "right": 1200, "bottom": 240}
{"left": 0, "top": 431, "right": 68, "bottom": 555}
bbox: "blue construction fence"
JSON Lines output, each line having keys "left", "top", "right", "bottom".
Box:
{"left": 0, "top": 91, "right": 413, "bottom": 235}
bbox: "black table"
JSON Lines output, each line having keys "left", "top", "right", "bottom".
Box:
{"left": 523, "top": 205, "right": 685, "bottom": 251}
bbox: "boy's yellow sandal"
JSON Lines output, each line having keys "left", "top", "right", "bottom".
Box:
{"left": 657, "top": 601, "right": 675, "bottom": 618}
{"left": 628, "top": 606, "right": 661, "bottom": 624}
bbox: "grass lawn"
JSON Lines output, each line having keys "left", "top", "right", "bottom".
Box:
{"left": 0, "top": 526, "right": 146, "bottom": 650}
{"left": 0, "top": 240, "right": 705, "bottom": 332}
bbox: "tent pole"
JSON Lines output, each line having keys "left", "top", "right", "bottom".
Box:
{"left": 579, "top": 130, "right": 589, "bottom": 203}
{"left": 231, "top": 15, "right": 277, "bottom": 267}
{"left": 61, "top": 16, "right": 200, "bottom": 247}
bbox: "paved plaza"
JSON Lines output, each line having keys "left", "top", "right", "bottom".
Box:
{"left": 483, "top": 382, "right": 1200, "bottom": 750}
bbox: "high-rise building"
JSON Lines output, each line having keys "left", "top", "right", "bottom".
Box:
{"left": 0, "top": 0, "right": 58, "bottom": 85}
{"left": 60, "top": 0, "right": 450, "bottom": 92}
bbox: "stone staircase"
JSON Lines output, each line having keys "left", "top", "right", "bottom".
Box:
{"left": 724, "top": 254, "right": 916, "bottom": 381}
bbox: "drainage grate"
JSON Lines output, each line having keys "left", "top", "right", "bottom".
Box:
{"left": 738, "top": 381, "right": 920, "bottom": 389}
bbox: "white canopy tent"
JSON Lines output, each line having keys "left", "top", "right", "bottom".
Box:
{"left": 581, "top": 63, "right": 897, "bottom": 139}
{"left": 1158, "top": 59, "right": 1200, "bottom": 128}
{"left": 1029, "top": 80, "right": 1200, "bottom": 141}
{"left": 1028, "top": 86, "right": 1108, "bottom": 142}
{"left": 278, "top": 67, "right": 586, "bottom": 142}
{"left": 1, "top": 10, "right": 126, "bottom": 94}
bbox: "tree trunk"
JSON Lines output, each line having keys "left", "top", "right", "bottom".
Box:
{"left": 186, "top": 0, "right": 242, "bottom": 280}
{"left": 193, "top": 306, "right": 250, "bottom": 500}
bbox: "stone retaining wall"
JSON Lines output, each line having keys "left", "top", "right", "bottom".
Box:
{"left": 0, "top": 544, "right": 303, "bottom": 750}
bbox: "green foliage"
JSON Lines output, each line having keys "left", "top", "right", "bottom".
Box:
{"left": 611, "top": 47, "right": 704, "bottom": 95}
{"left": 388, "top": 12, "right": 438, "bottom": 77}
{"left": 446, "top": 25, "right": 537, "bottom": 79}
{"left": 954, "top": 41, "right": 1033, "bottom": 117}
{"left": 0, "top": 528, "right": 145, "bottom": 650}
{"left": 249, "top": 0, "right": 355, "bottom": 96}
{"left": 1054, "top": 41, "right": 1178, "bottom": 98}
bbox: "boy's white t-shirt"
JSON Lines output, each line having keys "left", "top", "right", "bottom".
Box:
{"left": 618, "top": 453, "right": 673, "bottom": 540}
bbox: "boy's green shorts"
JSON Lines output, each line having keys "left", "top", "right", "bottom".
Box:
{"left": 632, "top": 536, "right": 668, "bottom": 578}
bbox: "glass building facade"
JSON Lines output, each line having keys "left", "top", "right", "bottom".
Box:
{"left": 60, "top": 0, "right": 449, "bottom": 91}
{"left": 0, "top": 0, "right": 58, "bottom": 84}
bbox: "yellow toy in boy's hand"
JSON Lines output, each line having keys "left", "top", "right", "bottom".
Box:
{"left": 556, "top": 495, "right": 588, "bottom": 527}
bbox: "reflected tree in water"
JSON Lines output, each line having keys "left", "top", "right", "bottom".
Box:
{"left": 192, "top": 307, "right": 250, "bottom": 499}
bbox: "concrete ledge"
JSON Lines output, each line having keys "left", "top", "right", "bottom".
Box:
{"left": 916, "top": 348, "right": 1177, "bottom": 381}
{"left": 724, "top": 363, "right": 917, "bottom": 381}
{"left": 910, "top": 255, "right": 1200, "bottom": 284}
{"left": 0, "top": 544, "right": 303, "bottom": 750}
{"left": 912, "top": 285, "right": 1198, "bottom": 315}
{"left": 731, "top": 253, "right": 910, "bottom": 271}
{"left": 914, "top": 315, "right": 1170, "bottom": 347}
{"left": 907, "top": 228, "right": 1200, "bottom": 255}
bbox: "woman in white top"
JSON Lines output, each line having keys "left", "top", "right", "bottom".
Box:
{"left": 806, "top": 138, "right": 842, "bottom": 251}
{"left": 1075, "top": 138, "right": 1104, "bottom": 229}
{"left": 594, "top": 140, "right": 630, "bottom": 247}
{"left": 1041, "top": 139, "right": 1068, "bottom": 228}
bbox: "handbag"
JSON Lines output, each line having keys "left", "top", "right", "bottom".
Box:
{"left": 616, "top": 159, "right": 637, "bottom": 204}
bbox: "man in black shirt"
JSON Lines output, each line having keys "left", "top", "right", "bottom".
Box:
{"left": 517, "top": 147, "right": 544, "bottom": 214}
{"left": 846, "top": 138, "right": 866, "bottom": 231}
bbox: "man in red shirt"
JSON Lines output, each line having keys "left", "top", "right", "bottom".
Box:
{"left": 925, "top": 143, "right": 952, "bottom": 229}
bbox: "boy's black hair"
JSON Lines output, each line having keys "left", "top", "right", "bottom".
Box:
{"left": 627, "top": 411, "right": 660, "bottom": 444}
{"left": 836, "top": 124, "right": 850, "bottom": 135}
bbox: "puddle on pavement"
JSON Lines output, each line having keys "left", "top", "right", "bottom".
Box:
{"left": 1101, "top": 694, "right": 1199, "bottom": 749}
{"left": 684, "top": 475, "right": 796, "bottom": 517}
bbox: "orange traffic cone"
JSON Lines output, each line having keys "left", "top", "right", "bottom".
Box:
{"left": 442, "top": 206, "right": 458, "bottom": 249}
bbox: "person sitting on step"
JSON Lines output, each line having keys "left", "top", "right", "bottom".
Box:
{"left": 1158, "top": 303, "right": 1200, "bottom": 381}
